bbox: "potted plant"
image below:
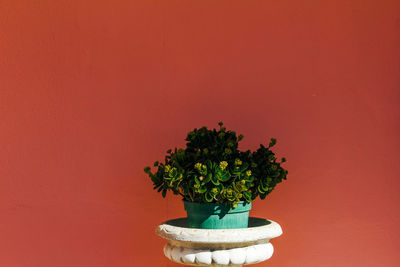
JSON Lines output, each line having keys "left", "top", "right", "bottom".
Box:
{"left": 144, "top": 122, "right": 288, "bottom": 229}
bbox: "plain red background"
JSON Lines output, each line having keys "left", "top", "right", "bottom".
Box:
{"left": 1, "top": 0, "right": 400, "bottom": 266}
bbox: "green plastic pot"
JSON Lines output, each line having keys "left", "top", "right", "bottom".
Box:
{"left": 183, "top": 200, "right": 252, "bottom": 229}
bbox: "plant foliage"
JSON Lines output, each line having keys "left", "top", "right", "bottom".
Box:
{"left": 144, "top": 122, "right": 288, "bottom": 208}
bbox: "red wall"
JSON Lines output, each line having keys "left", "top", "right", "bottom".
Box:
{"left": 1, "top": 1, "right": 399, "bottom": 266}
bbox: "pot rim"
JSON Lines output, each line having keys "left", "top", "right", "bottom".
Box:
{"left": 183, "top": 199, "right": 252, "bottom": 213}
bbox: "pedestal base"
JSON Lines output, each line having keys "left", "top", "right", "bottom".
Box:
{"left": 157, "top": 217, "right": 282, "bottom": 266}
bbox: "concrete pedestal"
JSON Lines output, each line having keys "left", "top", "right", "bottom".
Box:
{"left": 156, "top": 217, "right": 282, "bottom": 266}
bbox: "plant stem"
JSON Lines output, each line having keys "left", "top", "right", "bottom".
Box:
{"left": 188, "top": 189, "right": 194, "bottom": 202}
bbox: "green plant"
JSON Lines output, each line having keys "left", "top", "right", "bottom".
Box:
{"left": 144, "top": 122, "right": 288, "bottom": 208}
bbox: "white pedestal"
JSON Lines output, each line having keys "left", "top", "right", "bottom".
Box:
{"left": 156, "top": 217, "right": 282, "bottom": 266}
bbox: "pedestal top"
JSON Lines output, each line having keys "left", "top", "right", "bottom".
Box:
{"left": 156, "top": 217, "right": 282, "bottom": 244}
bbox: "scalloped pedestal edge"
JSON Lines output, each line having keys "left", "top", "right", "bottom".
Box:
{"left": 164, "top": 242, "right": 274, "bottom": 267}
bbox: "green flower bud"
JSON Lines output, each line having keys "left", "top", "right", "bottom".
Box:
{"left": 164, "top": 165, "right": 171, "bottom": 172}
{"left": 225, "top": 148, "right": 232, "bottom": 154}
{"left": 194, "top": 163, "right": 202, "bottom": 170}
{"left": 219, "top": 161, "right": 228, "bottom": 170}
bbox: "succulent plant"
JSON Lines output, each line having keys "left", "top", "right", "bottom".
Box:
{"left": 144, "top": 122, "right": 288, "bottom": 208}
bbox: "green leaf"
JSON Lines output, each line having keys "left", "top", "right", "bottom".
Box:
{"left": 239, "top": 162, "right": 249, "bottom": 172}
{"left": 244, "top": 176, "right": 254, "bottom": 182}
{"left": 196, "top": 186, "right": 207, "bottom": 194}
{"left": 258, "top": 184, "right": 265, "bottom": 194}
{"left": 260, "top": 181, "right": 269, "bottom": 191}
{"left": 216, "top": 170, "right": 230, "bottom": 182}
{"left": 169, "top": 168, "right": 178, "bottom": 178}
{"left": 268, "top": 138, "right": 277, "bottom": 147}
{"left": 211, "top": 187, "right": 219, "bottom": 196}
{"left": 232, "top": 182, "right": 243, "bottom": 192}
{"left": 153, "top": 184, "right": 161, "bottom": 190}
{"left": 231, "top": 170, "right": 241, "bottom": 177}
{"left": 151, "top": 175, "right": 162, "bottom": 185}
{"left": 205, "top": 159, "right": 211, "bottom": 169}
{"left": 210, "top": 175, "right": 220, "bottom": 185}
{"left": 205, "top": 191, "right": 214, "bottom": 202}
{"left": 243, "top": 191, "right": 252, "bottom": 202}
